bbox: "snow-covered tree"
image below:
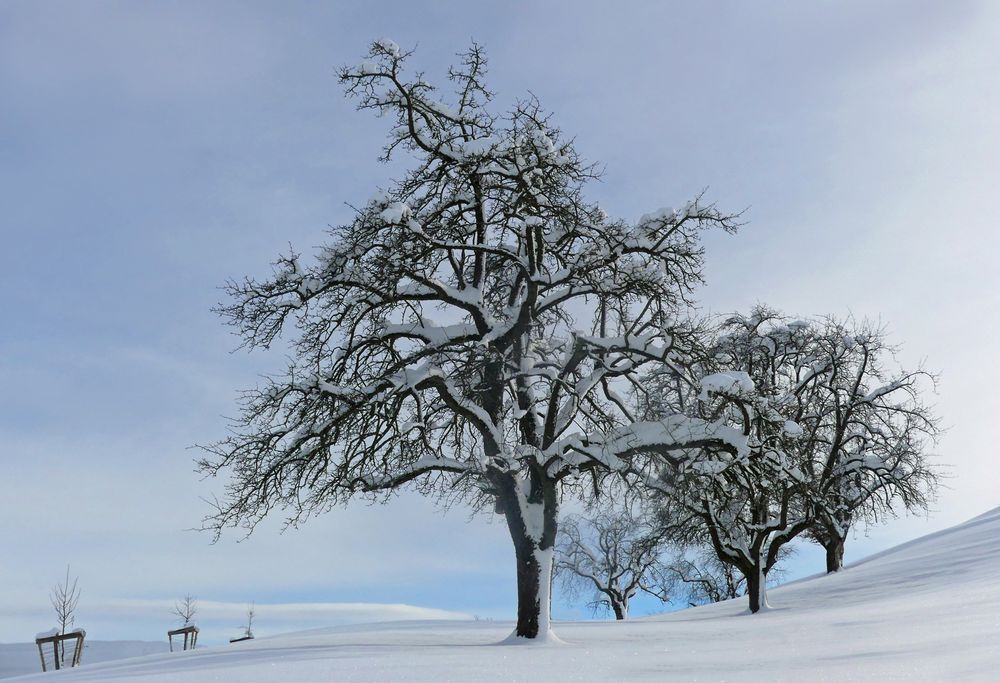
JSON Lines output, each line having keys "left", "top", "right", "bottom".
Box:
{"left": 555, "top": 508, "right": 671, "bottom": 620}
{"left": 198, "top": 40, "right": 744, "bottom": 639}
{"left": 646, "top": 308, "right": 822, "bottom": 613}
{"left": 802, "top": 318, "right": 939, "bottom": 572}
{"left": 647, "top": 307, "right": 939, "bottom": 608}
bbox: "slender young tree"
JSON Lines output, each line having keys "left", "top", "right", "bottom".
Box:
{"left": 199, "top": 40, "right": 743, "bottom": 639}
{"left": 50, "top": 565, "right": 81, "bottom": 667}
{"left": 555, "top": 508, "right": 671, "bottom": 620}
{"left": 172, "top": 595, "right": 198, "bottom": 627}
{"left": 241, "top": 603, "right": 255, "bottom": 640}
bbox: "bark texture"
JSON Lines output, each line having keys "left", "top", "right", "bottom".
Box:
{"left": 824, "top": 536, "right": 846, "bottom": 573}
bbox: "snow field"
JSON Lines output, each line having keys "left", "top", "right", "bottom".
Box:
{"left": 9, "top": 507, "right": 1000, "bottom": 681}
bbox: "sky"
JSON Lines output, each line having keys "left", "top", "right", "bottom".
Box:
{"left": 2, "top": 0, "right": 999, "bottom": 644}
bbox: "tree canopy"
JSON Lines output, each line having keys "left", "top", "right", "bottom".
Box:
{"left": 199, "top": 39, "right": 743, "bottom": 639}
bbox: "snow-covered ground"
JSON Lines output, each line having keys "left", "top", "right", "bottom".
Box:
{"left": 8, "top": 507, "right": 1000, "bottom": 681}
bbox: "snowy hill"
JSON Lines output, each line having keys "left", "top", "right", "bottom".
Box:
{"left": 9, "top": 508, "right": 1000, "bottom": 681}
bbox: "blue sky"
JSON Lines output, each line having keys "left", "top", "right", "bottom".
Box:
{"left": 2, "top": 0, "right": 999, "bottom": 643}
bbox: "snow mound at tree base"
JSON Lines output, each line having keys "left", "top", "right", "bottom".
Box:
{"left": 10, "top": 508, "right": 1000, "bottom": 681}
{"left": 498, "top": 628, "right": 567, "bottom": 646}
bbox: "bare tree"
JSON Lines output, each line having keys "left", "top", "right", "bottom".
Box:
{"left": 555, "top": 508, "right": 671, "bottom": 620}
{"left": 646, "top": 306, "right": 939, "bottom": 613}
{"left": 666, "top": 549, "right": 745, "bottom": 606}
{"left": 802, "top": 317, "right": 939, "bottom": 572}
{"left": 241, "top": 603, "right": 255, "bottom": 640}
{"left": 49, "top": 565, "right": 81, "bottom": 666}
{"left": 665, "top": 545, "right": 793, "bottom": 606}
{"left": 172, "top": 594, "right": 198, "bottom": 627}
{"left": 646, "top": 308, "right": 824, "bottom": 613}
{"left": 198, "top": 39, "right": 743, "bottom": 639}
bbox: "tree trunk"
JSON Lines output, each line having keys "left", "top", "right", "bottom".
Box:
{"left": 611, "top": 601, "right": 626, "bottom": 621}
{"left": 745, "top": 557, "right": 769, "bottom": 614}
{"left": 498, "top": 472, "right": 558, "bottom": 639}
{"left": 508, "top": 525, "right": 555, "bottom": 638}
{"left": 824, "top": 535, "right": 846, "bottom": 573}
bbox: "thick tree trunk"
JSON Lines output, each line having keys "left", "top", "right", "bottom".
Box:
{"left": 824, "top": 535, "right": 846, "bottom": 573}
{"left": 498, "top": 472, "right": 558, "bottom": 639}
{"left": 611, "top": 601, "right": 626, "bottom": 621}
{"left": 512, "top": 537, "right": 540, "bottom": 633}
{"left": 508, "top": 525, "right": 556, "bottom": 638}
{"left": 745, "top": 558, "right": 769, "bottom": 614}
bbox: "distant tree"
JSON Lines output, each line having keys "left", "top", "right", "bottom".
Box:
{"left": 665, "top": 545, "right": 794, "bottom": 606}
{"left": 666, "top": 549, "right": 745, "bottom": 605}
{"left": 646, "top": 307, "right": 940, "bottom": 611}
{"left": 555, "top": 508, "right": 671, "bottom": 620}
{"left": 49, "top": 565, "right": 81, "bottom": 666}
{"left": 801, "top": 318, "right": 939, "bottom": 572}
{"left": 172, "top": 594, "right": 198, "bottom": 627}
{"left": 241, "top": 603, "right": 256, "bottom": 640}
{"left": 198, "top": 39, "right": 743, "bottom": 639}
{"left": 646, "top": 308, "right": 822, "bottom": 613}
